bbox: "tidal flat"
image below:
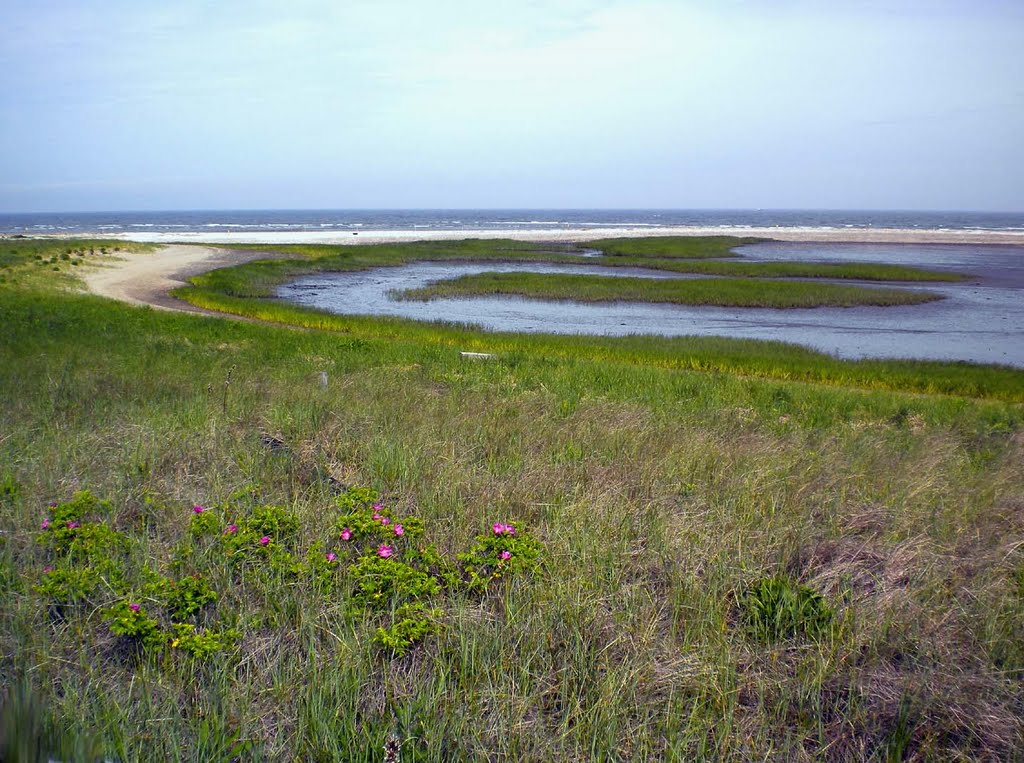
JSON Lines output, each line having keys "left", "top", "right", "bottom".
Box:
{"left": 267, "top": 238, "right": 1024, "bottom": 367}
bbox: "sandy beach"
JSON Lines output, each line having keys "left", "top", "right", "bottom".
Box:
{"left": 89, "top": 226, "right": 1024, "bottom": 247}
{"left": 81, "top": 244, "right": 289, "bottom": 313}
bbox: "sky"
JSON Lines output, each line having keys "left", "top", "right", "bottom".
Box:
{"left": 1, "top": 0, "right": 1022, "bottom": 212}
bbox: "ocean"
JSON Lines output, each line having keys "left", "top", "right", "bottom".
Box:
{"left": 1, "top": 209, "right": 1022, "bottom": 236}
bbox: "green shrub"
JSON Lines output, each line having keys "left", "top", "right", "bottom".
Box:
{"left": 170, "top": 623, "right": 240, "bottom": 660}
{"left": 35, "top": 565, "right": 100, "bottom": 606}
{"left": 103, "top": 601, "right": 163, "bottom": 649}
{"left": 246, "top": 504, "right": 300, "bottom": 541}
{"left": 166, "top": 574, "right": 217, "bottom": 620}
{"left": 348, "top": 555, "right": 440, "bottom": 608}
{"left": 188, "top": 505, "right": 221, "bottom": 536}
{"left": 374, "top": 603, "right": 444, "bottom": 656}
{"left": 457, "top": 523, "right": 544, "bottom": 594}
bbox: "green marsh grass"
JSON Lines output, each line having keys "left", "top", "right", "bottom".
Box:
{"left": 583, "top": 235, "right": 759, "bottom": 258}
{"left": 177, "top": 285, "right": 1023, "bottom": 403}
{"left": 1, "top": 237, "right": 1022, "bottom": 760}
{"left": 598, "top": 257, "right": 965, "bottom": 281}
{"left": 396, "top": 271, "right": 943, "bottom": 308}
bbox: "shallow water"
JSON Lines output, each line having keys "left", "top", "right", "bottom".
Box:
{"left": 276, "top": 243, "right": 1024, "bottom": 367}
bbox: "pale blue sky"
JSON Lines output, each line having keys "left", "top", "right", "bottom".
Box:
{"left": 1, "top": 0, "right": 1022, "bottom": 212}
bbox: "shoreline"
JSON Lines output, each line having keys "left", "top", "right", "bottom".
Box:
{"left": 13, "top": 225, "right": 1024, "bottom": 246}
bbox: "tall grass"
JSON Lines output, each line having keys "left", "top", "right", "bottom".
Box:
{"left": 0, "top": 240, "right": 1022, "bottom": 760}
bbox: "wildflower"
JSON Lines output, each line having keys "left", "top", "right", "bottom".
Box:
{"left": 48, "top": 501, "right": 57, "bottom": 508}
{"left": 373, "top": 503, "right": 383, "bottom": 511}
{"left": 492, "top": 523, "right": 515, "bottom": 536}
{"left": 192, "top": 505, "right": 205, "bottom": 514}
{"left": 43, "top": 566, "right": 53, "bottom": 574}
{"left": 372, "top": 512, "right": 382, "bottom": 521}
{"left": 380, "top": 517, "right": 390, "bottom": 526}
{"left": 66, "top": 521, "right": 80, "bottom": 529}
{"left": 340, "top": 528, "right": 353, "bottom": 541}
{"left": 499, "top": 550, "right": 512, "bottom": 561}
{"left": 41, "top": 518, "right": 50, "bottom": 530}
{"left": 377, "top": 544, "right": 393, "bottom": 558}
{"left": 393, "top": 524, "right": 404, "bottom": 536}
{"left": 259, "top": 536, "right": 270, "bottom": 546}
{"left": 128, "top": 603, "right": 141, "bottom": 612}
{"left": 224, "top": 524, "right": 237, "bottom": 534}
{"left": 326, "top": 552, "right": 337, "bottom": 562}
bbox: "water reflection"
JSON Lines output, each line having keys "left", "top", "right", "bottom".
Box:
{"left": 276, "top": 244, "right": 1024, "bottom": 367}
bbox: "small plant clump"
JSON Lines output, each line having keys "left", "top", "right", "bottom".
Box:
{"left": 735, "top": 575, "right": 836, "bottom": 642}
{"left": 458, "top": 522, "right": 544, "bottom": 594}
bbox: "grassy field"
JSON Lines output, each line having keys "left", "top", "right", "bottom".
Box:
{"left": 396, "top": 271, "right": 943, "bottom": 308}
{"left": 1, "top": 238, "right": 1023, "bottom": 761}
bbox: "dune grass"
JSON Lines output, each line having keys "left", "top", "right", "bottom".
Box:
{"left": 1, "top": 237, "right": 1022, "bottom": 760}
{"left": 0, "top": 238, "right": 151, "bottom": 288}
{"left": 396, "top": 271, "right": 943, "bottom": 309}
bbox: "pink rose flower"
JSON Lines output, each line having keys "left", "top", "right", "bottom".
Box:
{"left": 128, "top": 603, "right": 141, "bottom": 612}
{"left": 66, "top": 521, "right": 80, "bottom": 529}
{"left": 326, "top": 552, "right": 337, "bottom": 562}
{"left": 259, "top": 535, "right": 270, "bottom": 546}
{"left": 492, "top": 523, "right": 504, "bottom": 535}
{"left": 340, "top": 528, "right": 352, "bottom": 541}
{"left": 43, "top": 566, "right": 53, "bottom": 574}
{"left": 380, "top": 517, "right": 390, "bottom": 526}
{"left": 377, "top": 544, "right": 393, "bottom": 558}
{"left": 499, "top": 550, "right": 512, "bottom": 561}
{"left": 393, "top": 524, "right": 404, "bottom": 536}
{"left": 224, "top": 524, "right": 237, "bottom": 534}
{"left": 192, "top": 505, "right": 205, "bottom": 514}
{"left": 372, "top": 512, "right": 382, "bottom": 521}
{"left": 41, "top": 519, "right": 50, "bottom": 530}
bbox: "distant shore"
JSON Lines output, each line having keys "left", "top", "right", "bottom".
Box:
{"left": 10, "top": 225, "right": 1024, "bottom": 246}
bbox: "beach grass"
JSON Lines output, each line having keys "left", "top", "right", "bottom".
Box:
{"left": 395, "top": 271, "right": 943, "bottom": 308}
{"left": 1, "top": 237, "right": 1022, "bottom": 760}
{"left": 0, "top": 238, "right": 151, "bottom": 288}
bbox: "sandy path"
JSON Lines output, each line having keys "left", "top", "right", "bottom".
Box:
{"left": 81, "top": 244, "right": 280, "bottom": 313}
